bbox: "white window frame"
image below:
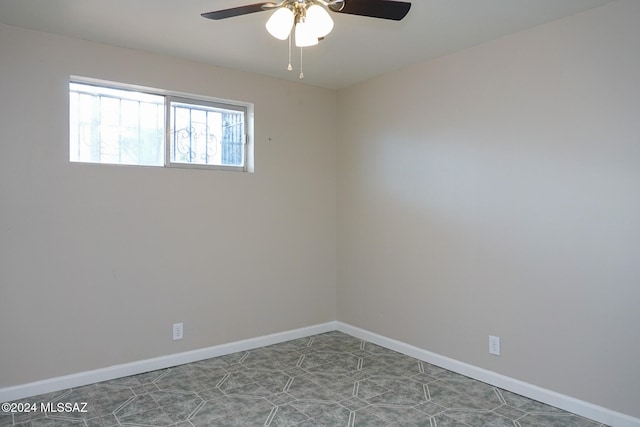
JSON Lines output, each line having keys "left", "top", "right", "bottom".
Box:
{"left": 166, "top": 96, "right": 248, "bottom": 172}
{"left": 70, "top": 76, "right": 254, "bottom": 172}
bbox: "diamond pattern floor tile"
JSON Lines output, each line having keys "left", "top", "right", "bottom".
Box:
{"left": 2, "top": 331, "right": 609, "bottom": 426}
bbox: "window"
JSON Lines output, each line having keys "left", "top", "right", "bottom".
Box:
{"left": 168, "top": 97, "right": 246, "bottom": 169}
{"left": 69, "top": 79, "right": 250, "bottom": 171}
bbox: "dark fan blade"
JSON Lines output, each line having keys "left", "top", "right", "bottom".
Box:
{"left": 330, "top": 0, "right": 411, "bottom": 21}
{"left": 201, "top": 2, "right": 274, "bottom": 20}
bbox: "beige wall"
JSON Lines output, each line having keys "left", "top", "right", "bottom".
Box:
{"left": 337, "top": 0, "right": 640, "bottom": 418}
{"left": 0, "top": 24, "right": 337, "bottom": 386}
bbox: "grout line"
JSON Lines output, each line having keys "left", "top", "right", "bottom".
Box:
{"left": 153, "top": 370, "right": 170, "bottom": 383}
{"left": 348, "top": 410, "right": 356, "bottom": 427}
{"left": 129, "top": 386, "right": 140, "bottom": 398}
{"left": 424, "top": 384, "right": 431, "bottom": 401}
{"left": 187, "top": 400, "right": 206, "bottom": 420}
{"left": 296, "top": 355, "right": 305, "bottom": 368}
{"left": 112, "top": 395, "right": 135, "bottom": 415}
{"left": 50, "top": 389, "right": 73, "bottom": 404}
{"left": 216, "top": 373, "right": 231, "bottom": 388}
{"left": 264, "top": 406, "right": 278, "bottom": 426}
{"left": 283, "top": 377, "right": 294, "bottom": 393}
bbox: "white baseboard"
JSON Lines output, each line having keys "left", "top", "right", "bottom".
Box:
{"left": 2, "top": 320, "right": 638, "bottom": 427}
{"left": 335, "top": 322, "right": 640, "bottom": 427}
{"left": 0, "top": 321, "right": 336, "bottom": 404}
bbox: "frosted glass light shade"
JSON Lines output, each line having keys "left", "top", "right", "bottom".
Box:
{"left": 306, "top": 4, "right": 334, "bottom": 38}
{"left": 266, "top": 7, "right": 294, "bottom": 40}
{"left": 295, "top": 20, "right": 319, "bottom": 47}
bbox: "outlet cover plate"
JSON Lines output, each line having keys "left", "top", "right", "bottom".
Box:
{"left": 489, "top": 335, "right": 500, "bottom": 356}
{"left": 173, "top": 323, "right": 184, "bottom": 340}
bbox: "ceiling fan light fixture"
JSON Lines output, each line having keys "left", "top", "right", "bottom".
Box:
{"left": 294, "top": 20, "right": 319, "bottom": 47}
{"left": 203, "top": 0, "right": 412, "bottom": 79}
{"left": 265, "top": 7, "right": 294, "bottom": 40}
{"left": 306, "top": 4, "right": 334, "bottom": 38}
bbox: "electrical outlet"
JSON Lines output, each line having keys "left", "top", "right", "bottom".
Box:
{"left": 173, "top": 322, "right": 184, "bottom": 341}
{"left": 489, "top": 335, "right": 500, "bottom": 356}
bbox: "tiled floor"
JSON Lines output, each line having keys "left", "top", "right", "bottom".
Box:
{"left": 2, "top": 331, "right": 606, "bottom": 426}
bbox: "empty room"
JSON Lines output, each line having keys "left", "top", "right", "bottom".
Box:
{"left": 0, "top": 0, "right": 638, "bottom": 426}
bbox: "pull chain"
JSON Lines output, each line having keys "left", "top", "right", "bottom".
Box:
{"left": 299, "top": 47, "right": 304, "bottom": 79}
{"left": 287, "top": 33, "right": 293, "bottom": 71}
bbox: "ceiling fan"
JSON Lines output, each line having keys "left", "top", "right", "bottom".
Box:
{"left": 202, "top": 0, "right": 411, "bottom": 78}
{"left": 201, "top": 0, "right": 412, "bottom": 22}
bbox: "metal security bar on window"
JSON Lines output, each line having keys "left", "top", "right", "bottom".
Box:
{"left": 169, "top": 97, "right": 246, "bottom": 170}
{"left": 221, "top": 112, "right": 244, "bottom": 166}
{"left": 69, "top": 83, "right": 165, "bottom": 166}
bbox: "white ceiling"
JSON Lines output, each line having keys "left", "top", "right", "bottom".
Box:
{"left": 0, "top": 0, "right": 613, "bottom": 89}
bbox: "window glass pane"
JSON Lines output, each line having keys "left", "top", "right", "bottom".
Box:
{"left": 169, "top": 100, "right": 245, "bottom": 168}
{"left": 69, "top": 82, "right": 165, "bottom": 166}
